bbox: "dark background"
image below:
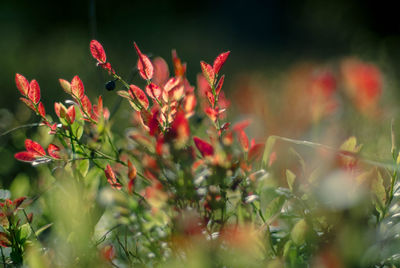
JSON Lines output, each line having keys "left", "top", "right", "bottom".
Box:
{"left": 1, "top": 0, "right": 400, "bottom": 183}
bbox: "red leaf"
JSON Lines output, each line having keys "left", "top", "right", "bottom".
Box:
{"left": 81, "top": 95, "right": 92, "bottom": 116}
{"left": 238, "top": 130, "right": 249, "bottom": 152}
{"left": 0, "top": 232, "right": 11, "bottom": 248}
{"left": 223, "top": 131, "right": 234, "bottom": 146}
{"left": 13, "top": 197, "right": 26, "bottom": 209}
{"left": 101, "top": 245, "right": 116, "bottom": 261}
{"left": 54, "top": 102, "right": 61, "bottom": 118}
{"left": 213, "top": 51, "right": 230, "bottom": 74}
{"left": 205, "top": 107, "right": 218, "bottom": 122}
{"left": 193, "top": 136, "right": 214, "bottom": 157}
{"left": 92, "top": 96, "right": 104, "bottom": 121}
{"left": 67, "top": 105, "right": 75, "bottom": 123}
{"left": 184, "top": 94, "right": 196, "bottom": 117}
{"left": 145, "top": 83, "right": 162, "bottom": 101}
{"left": 15, "top": 73, "right": 30, "bottom": 96}
{"left": 233, "top": 119, "right": 251, "bottom": 132}
{"left": 164, "top": 77, "right": 181, "bottom": 92}
{"left": 71, "top": 76, "right": 84, "bottom": 99}
{"left": 28, "top": 80, "right": 41, "bottom": 104}
{"left": 197, "top": 74, "right": 211, "bottom": 98}
{"left": 206, "top": 91, "right": 215, "bottom": 106}
{"left": 97, "top": 95, "right": 103, "bottom": 116}
{"left": 148, "top": 110, "right": 160, "bottom": 136}
{"left": 248, "top": 143, "right": 264, "bottom": 162}
{"left": 47, "top": 144, "right": 60, "bottom": 159}
{"left": 134, "top": 42, "right": 154, "bottom": 80}
{"left": 172, "top": 49, "right": 185, "bottom": 77}
{"left": 14, "top": 151, "right": 37, "bottom": 162}
{"left": 90, "top": 40, "right": 106, "bottom": 63}
{"left": 128, "top": 159, "right": 137, "bottom": 181}
{"left": 37, "top": 102, "right": 46, "bottom": 118}
{"left": 215, "top": 75, "right": 225, "bottom": 96}
{"left": 25, "top": 139, "right": 46, "bottom": 156}
{"left": 152, "top": 57, "right": 170, "bottom": 86}
{"left": 99, "top": 62, "right": 114, "bottom": 74}
{"left": 59, "top": 79, "right": 71, "bottom": 94}
{"left": 200, "top": 61, "right": 215, "bottom": 86}
{"left": 20, "top": 98, "right": 35, "bottom": 111}
{"left": 104, "top": 164, "right": 122, "bottom": 190}
{"left": 171, "top": 111, "right": 190, "bottom": 148}
{"left": 129, "top": 85, "right": 149, "bottom": 109}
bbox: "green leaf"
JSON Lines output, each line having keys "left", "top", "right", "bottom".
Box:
{"left": 18, "top": 223, "right": 31, "bottom": 242}
{"left": 286, "top": 169, "right": 296, "bottom": 192}
{"left": 77, "top": 159, "right": 90, "bottom": 177}
{"left": 70, "top": 121, "right": 84, "bottom": 140}
{"left": 283, "top": 240, "right": 293, "bottom": 257}
{"left": 340, "top": 136, "right": 362, "bottom": 153}
{"left": 262, "top": 136, "right": 277, "bottom": 168}
{"left": 264, "top": 196, "right": 285, "bottom": 221}
{"left": 372, "top": 169, "right": 386, "bottom": 213}
{"left": 35, "top": 223, "right": 53, "bottom": 237}
{"left": 291, "top": 219, "right": 307, "bottom": 245}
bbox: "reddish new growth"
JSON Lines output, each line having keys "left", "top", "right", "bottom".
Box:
{"left": 199, "top": 51, "right": 231, "bottom": 127}
{"left": 90, "top": 40, "right": 114, "bottom": 74}
{"left": 14, "top": 139, "right": 60, "bottom": 164}
{"left": 15, "top": 74, "right": 47, "bottom": 121}
{"left": 104, "top": 164, "right": 122, "bottom": 190}
{"left": 15, "top": 39, "right": 263, "bottom": 195}
{"left": 58, "top": 76, "right": 109, "bottom": 123}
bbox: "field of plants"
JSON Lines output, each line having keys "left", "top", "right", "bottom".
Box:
{"left": 0, "top": 36, "right": 400, "bottom": 267}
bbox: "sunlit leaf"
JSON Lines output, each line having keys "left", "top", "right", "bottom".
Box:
{"left": 90, "top": 40, "right": 106, "bottom": 63}
{"left": 15, "top": 73, "right": 29, "bottom": 96}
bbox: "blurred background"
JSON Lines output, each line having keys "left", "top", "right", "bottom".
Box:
{"left": 2, "top": 0, "right": 400, "bottom": 186}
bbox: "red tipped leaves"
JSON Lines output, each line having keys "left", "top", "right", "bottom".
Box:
{"left": 200, "top": 61, "right": 215, "bottom": 86}
{"left": 14, "top": 152, "right": 37, "bottom": 162}
{"left": 213, "top": 51, "right": 230, "bottom": 74}
{"left": 172, "top": 50, "right": 186, "bottom": 77}
{"left": 134, "top": 42, "right": 154, "bottom": 80}
{"left": 71, "top": 76, "right": 84, "bottom": 99}
{"left": 171, "top": 111, "right": 190, "bottom": 148}
{"left": 81, "top": 95, "right": 92, "bottom": 115}
{"left": 20, "top": 98, "right": 35, "bottom": 111}
{"left": 47, "top": 144, "right": 60, "bottom": 159}
{"left": 38, "top": 102, "right": 46, "bottom": 118}
{"left": 28, "top": 80, "right": 41, "bottom": 104}
{"left": 146, "top": 83, "right": 162, "bottom": 101}
{"left": 15, "top": 73, "right": 29, "bottom": 96}
{"left": 129, "top": 85, "right": 149, "bottom": 109}
{"left": 90, "top": 40, "right": 106, "bottom": 63}
{"left": 67, "top": 105, "right": 76, "bottom": 123}
{"left": 215, "top": 75, "right": 225, "bottom": 96}
{"left": 238, "top": 130, "right": 249, "bottom": 152}
{"left": 104, "top": 164, "right": 122, "bottom": 190}
{"left": 248, "top": 143, "right": 264, "bottom": 162}
{"left": 152, "top": 57, "right": 170, "bottom": 86}
{"left": 15, "top": 139, "right": 54, "bottom": 163}
{"left": 128, "top": 159, "right": 137, "bottom": 181}
{"left": 193, "top": 137, "right": 214, "bottom": 157}
{"left": 25, "top": 139, "right": 46, "bottom": 156}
